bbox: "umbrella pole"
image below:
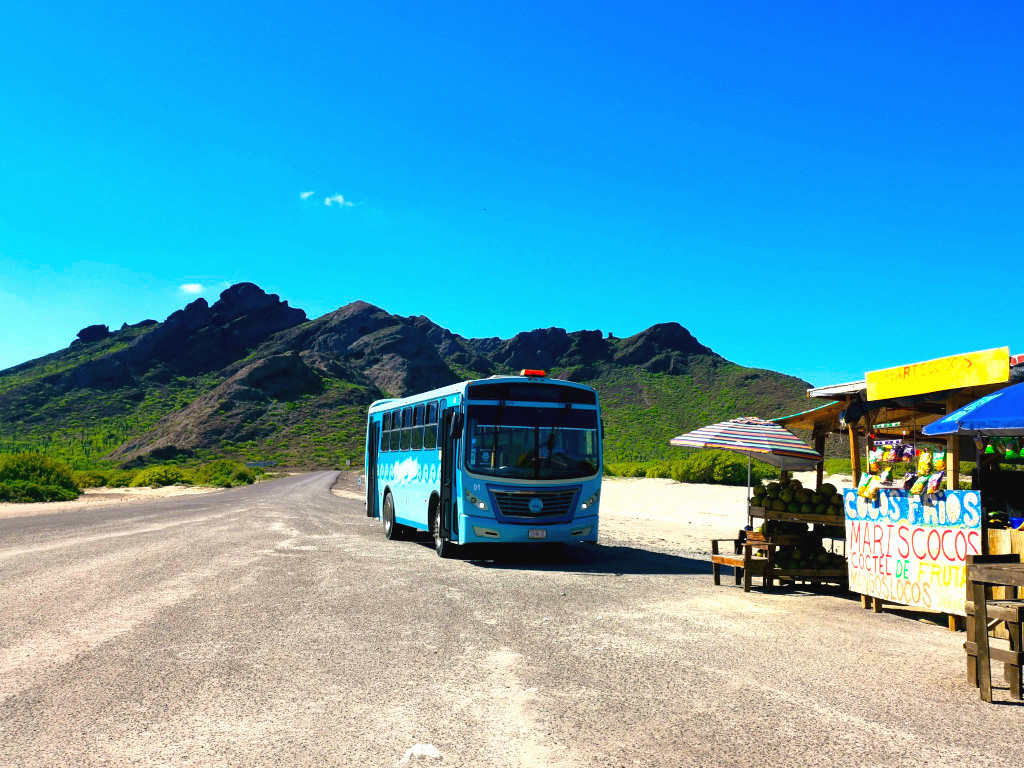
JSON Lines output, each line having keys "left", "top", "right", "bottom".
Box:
{"left": 746, "top": 455, "right": 751, "bottom": 528}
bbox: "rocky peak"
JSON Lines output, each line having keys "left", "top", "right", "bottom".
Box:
{"left": 613, "top": 321, "right": 716, "bottom": 373}
{"left": 211, "top": 282, "right": 300, "bottom": 324}
{"left": 74, "top": 324, "right": 112, "bottom": 344}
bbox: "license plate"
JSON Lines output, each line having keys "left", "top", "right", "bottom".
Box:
{"left": 528, "top": 529, "right": 547, "bottom": 539}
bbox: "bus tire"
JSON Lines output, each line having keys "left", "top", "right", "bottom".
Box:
{"left": 431, "top": 505, "right": 455, "bottom": 558}
{"left": 382, "top": 492, "right": 402, "bottom": 541}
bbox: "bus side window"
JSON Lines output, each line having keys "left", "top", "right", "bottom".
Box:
{"left": 380, "top": 412, "right": 390, "bottom": 452}
{"left": 390, "top": 410, "right": 401, "bottom": 451}
{"left": 400, "top": 407, "right": 412, "bottom": 451}
{"left": 412, "top": 404, "right": 424, "bottom": 450}
{"left": 424, "top": 402, "right": 438, "bottom": 450}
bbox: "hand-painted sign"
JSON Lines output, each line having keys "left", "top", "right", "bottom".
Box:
{"left": 865, "top": 347, "right": 1009, "bottom": 401}
{"left": 844, "top": 488, "right": 982, "bottom": 616}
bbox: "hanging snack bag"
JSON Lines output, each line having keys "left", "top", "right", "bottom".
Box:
{"left": 868, "top": 448, "right": 882, "bottom": 474}
{"left": 879, "top": 467, "right": 892, "bottom": 483}
{"left": 858, "top": 474, "right": 881, "bottom": 501}
{"left": 857, "top": 472, "right": 874, "bottom": 496}
{"left": 926, "top": 471, "right": 945, "bottom": 493}
{"left": 933, "top": 449, "right": 946, "bottom": 471}
{"left": 902, "top": 473, "right": 918, "bottom": 491}
{"left": 917, "top": 451, "right": 932, "bottom": 476}
{"left": 884, "top": 445, "right": 898, "bottom": 463}
{"left": 910, "top": 474, "right": 928, "bottom": 495}
{"left": 902, "top": 444, "right": 917, "bottom": 462}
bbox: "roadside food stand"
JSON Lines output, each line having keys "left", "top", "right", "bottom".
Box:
{"left": 773, "top": 347, "right": 1024, "bottom": 624}
{"left": 668, "top": 418, "right": 846, "bottom": 591}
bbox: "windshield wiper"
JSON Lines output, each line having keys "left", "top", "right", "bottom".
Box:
{"left": 546, "top": 403, "right": 573, "bottom": 454}
{"left": 491, "top": 400, "right": 505, "bottom": 468}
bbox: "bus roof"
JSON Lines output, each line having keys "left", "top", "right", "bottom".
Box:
{"left": 367, "top": 375, "right": 596, "bottom": 413}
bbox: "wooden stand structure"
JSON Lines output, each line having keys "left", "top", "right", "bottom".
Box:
{"left": 965, "top": 555, "right": 1024, "bottom": 702}
{"left": 740, "top": 505, "right": 847, "bottom": 591}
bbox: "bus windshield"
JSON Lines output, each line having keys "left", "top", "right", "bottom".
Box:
{"left": 465, "top": 405, "right": 600, "bottom": 480}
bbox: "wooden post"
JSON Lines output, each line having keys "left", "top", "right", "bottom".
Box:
{"left": 849, "top": 423, "right": 861, "bottom": 485}
{"left": 814, "top": 432, "right": 826, "bottom": 488}
{"left": 972, "top": 578, "right": 993, "bottom": 702}
{"left": 946, "top": 397, "right": 961, "bottom": 490}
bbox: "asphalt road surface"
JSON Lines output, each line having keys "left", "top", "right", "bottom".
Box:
{"left": 1, "top": 472, "right": 1020, "bottom": 767}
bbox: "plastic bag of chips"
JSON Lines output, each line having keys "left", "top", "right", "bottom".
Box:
{"left": 917, "top": 451, "right": 932, "bottom": 476}
{"left": 857, "top": 472, "right": 873, "bottom": 495}
{"left": 868, "top": 448, "right": 882, "bottom": 474}
{"left": 932, "top": 449, "right": 946, "bottom": 472}
{"left": 927, "top": 472, "right": 945, "bottom": 493}
{"left": 910, "top": 474, "right": 928, "bottom": 495}
{"left": 858, "top": 474, "right": 880, "bottom": 501}
{"left": 880, "top": 467, "right": 892, "bottom": 483}
{"left": 902, "top": 444, "right": 917, "bottom": 462}
{"left": 902, "top": 473, "right": 918, "bottom": 491}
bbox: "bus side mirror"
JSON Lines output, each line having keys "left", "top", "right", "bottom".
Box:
{"left": 450, "top": 412, "right": 465, "bottom": 439}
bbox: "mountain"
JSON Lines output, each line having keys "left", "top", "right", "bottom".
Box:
{"left": 0, "top": 283, "right": 813, "bottom": 468}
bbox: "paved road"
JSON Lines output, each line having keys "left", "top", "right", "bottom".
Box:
{"left": 0, "top": 472, "right": 1019, "bottom": 767}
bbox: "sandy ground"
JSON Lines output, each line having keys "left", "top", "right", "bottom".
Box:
{"left": 0, "top": 485, "right": 228, "bottom": 520}
{"left": 599, "top": 470, "right": 853, "bottom": 553}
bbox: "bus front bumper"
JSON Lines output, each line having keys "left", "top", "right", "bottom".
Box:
{"left": 459, "top": 513, "right": 599, "bottom": 544}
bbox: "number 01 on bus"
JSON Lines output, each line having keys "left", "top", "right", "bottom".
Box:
{"left": 363, "top": 370, "right": 602, "bottom": 557}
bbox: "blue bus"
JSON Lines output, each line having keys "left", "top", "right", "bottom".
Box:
{"left": 364, "top": 371, "right": 602, "bottom": 556}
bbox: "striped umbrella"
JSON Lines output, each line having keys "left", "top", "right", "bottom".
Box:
{"left": 669, "top": 417, "right": 822, "bottom": 471}
{"left": 670, "top": 417, "right": 822, "bottom": 516}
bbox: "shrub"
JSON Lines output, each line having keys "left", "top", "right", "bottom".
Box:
{"left": 669, "top": 451, "right": 778, "bottom": 486}
{"left": 604, "top": 451, "right": 778, "bottom": 487}
{"left": 73, "top": 470, "right": 109, "bottom": 488}
{"left": 0, "top": 453, "right": 80, "bottom": 500}
{"left": 0, "top": 479, "right": 79, "bottom": 502}
{"left": 106, "top": 469, "right": 139, "bottom": 487}
{"left": 195, "top": 459, "right": 255, "bottom": 488}
{"left": 129, "top": 465, "right": 190, "bottom": 487}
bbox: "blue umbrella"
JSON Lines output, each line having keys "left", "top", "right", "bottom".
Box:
{"left": 923, "top": 382, "right": 1024, "bottom": 436}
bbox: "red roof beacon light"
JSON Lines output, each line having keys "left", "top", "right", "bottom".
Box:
{"left": 520, "top": 369, "right": 547, "bottom": 378}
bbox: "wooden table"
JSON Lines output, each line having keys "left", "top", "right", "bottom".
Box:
{"left": 967, "top": 563, "right": 1024, "bottom": 702}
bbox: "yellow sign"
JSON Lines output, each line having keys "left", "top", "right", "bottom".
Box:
{"left": 866, "top": 347, "right": 1009, "bottom": 401}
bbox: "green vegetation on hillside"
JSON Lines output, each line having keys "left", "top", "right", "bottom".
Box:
{"left": 574, "top": 360, "right": 810, "bottom": 463}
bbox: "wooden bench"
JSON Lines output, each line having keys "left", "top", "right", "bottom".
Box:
{"left": 711, "top": 533, "right": 767, "bottom": 592}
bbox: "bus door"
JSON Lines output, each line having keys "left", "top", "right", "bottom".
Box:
{"left": 438, "top": 407, "right": 463, "bottom": 539}
{"left": 367, "top": 420, "right": 379, "bottom": 518}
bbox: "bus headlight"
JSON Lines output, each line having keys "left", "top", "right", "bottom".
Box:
{"left": 581, "top": 491, "right": 599, "bottom": 511}
{"left": 464, "top": 489, "right": 488, "bottom": 511}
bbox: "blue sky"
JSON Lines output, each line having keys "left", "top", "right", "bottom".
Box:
{"left": 1, "top": 1, "right": 1021, "bottom": 385}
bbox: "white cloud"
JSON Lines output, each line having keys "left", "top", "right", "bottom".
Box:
{"left": 299, "top": 190, "right": 315, "bottom": 199}
{"left": 324, "top": 194, "right": 355, "bottom": 208}
{"left": 179, "top": 283, "right": 204, "bottom": 294}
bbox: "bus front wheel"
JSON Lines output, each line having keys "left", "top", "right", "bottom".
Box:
{"left": 431, "top": 504, "right": 455, "bottom": 558}
{"left": 382, "top": 492, "right": 402, "bottom": 541}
